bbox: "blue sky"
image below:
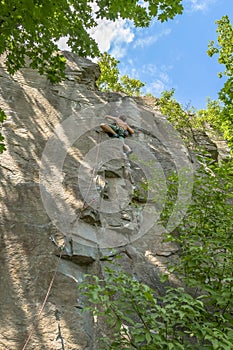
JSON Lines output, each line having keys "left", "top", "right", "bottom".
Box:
{"left": 59, "top": 0, "right": 233, "bottom": 110}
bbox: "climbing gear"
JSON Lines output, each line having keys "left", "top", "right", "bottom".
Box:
{"left": 21, "top": 251, "right": 62, "bottom": 350}
{"left": 109, "top": 123, "right": 126, "bottom": 138}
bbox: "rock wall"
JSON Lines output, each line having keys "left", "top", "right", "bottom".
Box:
{"left": 0, "top": 52, "right": 193, "bottom": 349}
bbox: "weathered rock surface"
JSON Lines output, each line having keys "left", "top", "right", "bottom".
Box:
{"left": 1, "top": 52, "right": 192, "bottom": 349}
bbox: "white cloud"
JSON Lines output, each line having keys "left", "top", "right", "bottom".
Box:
{"left": 57, "top": 1, "right": 134, "bottom": 60}
{"left": 159, "top": 71, "right": 170, "bottom": 84}
{"left": 111, "top": 46, "right": 127, "bottom": 60}
{"left": 89, "top": 1, "right": 134, "bottom": 58}
{"left": 184, "top": 0, "right": 217, "bottom": 12}
{"left": 142, "top": 64, "right": 172, "bottom": 96}
{"left": 57, "top": 36, "right": 71, "bottom": 51}
{"left": 133, "top": 28, "right": 171, "bottom": 48}
{"left": 144, "top": 80, "right": 166, "bottom": 96}
{"left": 141, "top": 63, "right": 158, "bottom": 76}
{"left": 142, "top": 64, "right": 171, "bottom": 79}
{"left": 119, "top": 60, "right": 141, "bottom": 79}
{"left": 118, "top": 60, "right": 171, "bottom": 96}
{"left": 89, "top": 19, "right": 134, "bottom": 59}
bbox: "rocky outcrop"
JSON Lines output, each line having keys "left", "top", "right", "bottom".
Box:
{"left": 0, "top": 52, "right": 193, "bottom": 349}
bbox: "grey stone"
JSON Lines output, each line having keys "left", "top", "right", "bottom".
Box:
{"left": 1, "top": 51, "right": 226, "bottom": 349}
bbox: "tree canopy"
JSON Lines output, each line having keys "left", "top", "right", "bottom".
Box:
{"left": 0, "top": 0, "right": 183, "bottom": 82}
{"left": 207, "top": 15, "right": 233, "bottom": 152}
{"left": 97, "top": 52, "right": 145, "bottom": 96}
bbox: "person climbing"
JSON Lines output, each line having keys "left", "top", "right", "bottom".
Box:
{"left": 100, "top": 114, "right": 134, "bottom": 138}
{"left": 100, "top": 115, "right": 134, "bottom": 155}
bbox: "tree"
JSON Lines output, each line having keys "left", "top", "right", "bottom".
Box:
{"left": 196, "top": 98, "right": 222, "bottom": 131}
{"left": 156, "top": 88, "right": 233, "bottom": 155}
{"left": 156, "top": 89, "right": 198, "bottom": 146}
{"left": 0, "top": 0, "right": 183, "bottom": 81}
{"left": 164, "top": 159, "right": 233, "bottom": 349}
{"left": 207, "top": 15, "right": 233, "bottom": 152}
{"left": 97, "top": 52, "right": 145, "bottom": 96}
{"left": 97, "top": 52, "right": 123, "bottom": 92}
{"left": 120, "top": 75, "right": 145, "bottom": 97}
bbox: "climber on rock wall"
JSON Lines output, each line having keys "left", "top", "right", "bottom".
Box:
{"left": 100, "top": 114, "right": 134, "bottom": 155}
{"left": 100, "top": 114, "right": 134, "bottom": 138}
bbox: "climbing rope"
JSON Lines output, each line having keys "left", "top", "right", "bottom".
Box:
{"left": 21, "top": 251, "right": 63, "bottom": 350}
{"left": 21, "top": 132, "right": 102, "bottom": 350}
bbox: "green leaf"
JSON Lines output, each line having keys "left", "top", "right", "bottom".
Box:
{"left": 0, "top": 108, "right": 7, "bottom": 123}
{"left": 0, "top": 0, "right": 183, "bottom": 80}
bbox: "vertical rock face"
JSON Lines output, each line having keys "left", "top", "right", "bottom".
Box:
{"left": 0, "top": 52, "right": 192, "bottom": 349}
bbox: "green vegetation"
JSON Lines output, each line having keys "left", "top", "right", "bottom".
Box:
{"left": 0, "top": 108, "right": 6, "bottom": 153}
{"left": 0, "top": 0, "right": 183, "bottom": 81}
{"left": 156, "top": 89, "right": 232, "bottom": 155}
{"left": 79, "top": 268, "right": 207, "bottom": 350}
{"left": 207, "top": 15, "right": 233, "bottom": 152}
{"left": 97, "top": 52, "right": 145, "bottom": 96}
{"left": 156, "top": 89, "right": 198, "bottom": 146}
{"left": 164, "top": 159, "right": 233, "bottom": 309}
{"left": 78, "top": 159, "right": 233, "bottom": 349}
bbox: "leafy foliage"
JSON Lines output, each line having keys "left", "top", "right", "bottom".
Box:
{"left": 163, "top": 159, "right": 233, "bottom": 347}
{"left": 78, "top": 268, "right": 206, "bottom": 349}
{"left": 0, "top": 107, "right": 7, "bottom": 153}
{"left": 156, "top": 89, "right": 199, "bottom": 146}
{"left": 78, "top": 264, "right": 233, "bottom": 348}
{"left": 156, "top": 88, "right": 233, "bottom": 155}
{"left": 97, "top": 52, "right": 145, "bottom": 96}
{"left": 78, "top": 158, "right": 233, "bottom": 349}
{"left": 207, "top": 15, "right": 233, "bottom": 152}
{"left": 120, "top": 75, "right": 145, "bottom": 97}
{"left": 97, "top": 52, "right": 121, "bottom": 92}
{"left": 0, "top": 0, "right": 183, "bottom": 82}
{"left": 196, "top": 99, "right": 223, "bottom": 131}
{"left": 165, "top": 159, "right": 233, "bottom": 311}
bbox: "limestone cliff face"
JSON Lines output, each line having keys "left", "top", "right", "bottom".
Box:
{"left": 0, "top": 52, "right": 193, "bottom": 349}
